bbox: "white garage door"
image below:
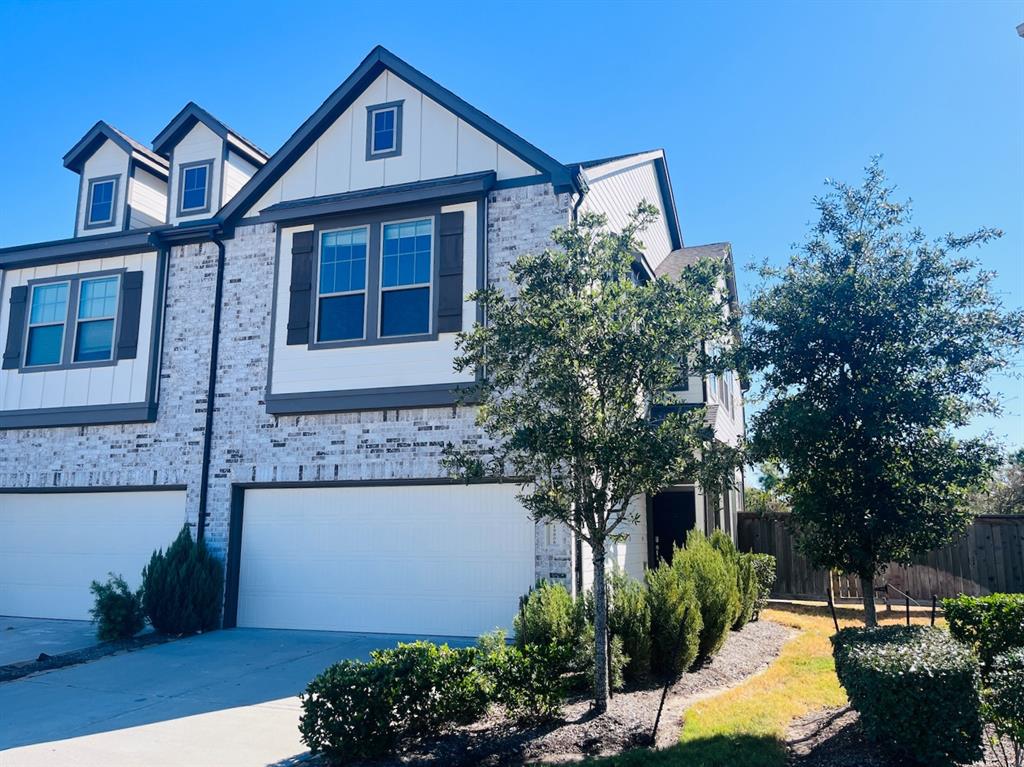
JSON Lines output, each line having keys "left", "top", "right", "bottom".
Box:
{"left": 0, "top": 490, "right": 186, "bottom": 620}
{"left": 237, "top": 483, "right": 536, "bottom": 637}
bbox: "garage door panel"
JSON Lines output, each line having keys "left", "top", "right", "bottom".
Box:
{"left": 237, "top": 484, "right": 536, "bottom": 636}
{"left": 0, "top": 491, "right": 186, "bottom": 620}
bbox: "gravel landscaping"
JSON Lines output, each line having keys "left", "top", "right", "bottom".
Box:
{"left": 339, "top": 618, "right": 792, "bottom": 766}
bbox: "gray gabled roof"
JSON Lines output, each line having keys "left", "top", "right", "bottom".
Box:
{"left": 152, "top": 102, "right": 269, "bottom": 167}
{"left": 219, "top": 45, "right": 578, "bottom": 226}
{"left": 63, "top": 121, "right": 169, "bottom": 178}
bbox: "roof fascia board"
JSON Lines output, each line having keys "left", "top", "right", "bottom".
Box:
{"left": 0, "top": 230, "right": 160, "bottom": 269}
{"left": 153, "top": 103, "right": 269, "bottom": 165}
{"left": 63, "top": 122, "right": 134, "bottom": 173}
{"left": 652, "top": 154, "right": 683, "bottom": 250}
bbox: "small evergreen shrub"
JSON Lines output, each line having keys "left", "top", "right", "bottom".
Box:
{"left": 708, "top": 529, "right": 743, "bottom": 628}
{"left": 645, "top": 561, "right": 702, "bottom": 677}
{"left": 89, "top": 573, "right": 145, "bottom": 642}
{"left": 483, "top": 642, "right": 568, "bottom": 722}
{"left": 513, "top": 580, "right": 577, "bottom": 654}
{"left": 570, "top": 622, "right": 627, "bottom": 692}
{"left": 832, "top": 626, "right": 983, "bottom": 766}
{"left": 733, "top": 554, "right": 758, "bottom": 629}
{"left": 299, "top": 641, "right": 489, "bottom": 761}
{"left": 141, "top": 525, "right": 224, "bottom": 635}
{"left": 608, "top": 568, "right": 651, "bottom": 682}
{"left": 750, "top": 553, "right": 777, "bottom": 620}
{"left": 676, "top": 531, "right": 739, "bottom": 660}
{"left": 984, "top": 649, "right": 1024, "bottom": 767}
{"left": 944, "top": 594, "right": 1024, "bottom": 673}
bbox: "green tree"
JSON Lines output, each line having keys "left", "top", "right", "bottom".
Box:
{"left": 445, "top": 204, "right": 735, "bottom": 711}
{"left": 744, "top": 160, "right": 1023, "bottom": 626}
{"left": 974, "top": 448, "right": 1024, "bottom": 516}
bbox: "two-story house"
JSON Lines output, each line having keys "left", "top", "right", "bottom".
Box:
{"left": 0, "top": 47, "right": 745, "bottom": 637}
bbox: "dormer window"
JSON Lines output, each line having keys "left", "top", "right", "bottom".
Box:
{"left": 178, "top": 160, "right": 213, "bottom": 216}
{"left": 365, "top": 102, "right": 403, "bottom": 160}
{"left": 86, "top": 176, "right": 118, "bottom": 228}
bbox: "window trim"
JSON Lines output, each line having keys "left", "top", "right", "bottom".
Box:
{"left": 23, "top": 280, "right": 71, "bottom": 369}
{"left": 19, "top": 269, "right": 126, "bottom": 372}
{"left": 313, "top": 225, "right": 371, "bottom": 344}
{"left": 71, "top": 273, "right": 122, "bottom": 364}
{"left": 84, "top": 175, "right": 121, "bottom": 230}
{"left": 176, "top": 159, "right": 215, "bottom": 217}
{"left": 365, "top": 101, "right": 404, "bottom": 161}
{"left": 377, "top": 215, "right": 434, "bottom": 340}
{"left": 305, "top": 205, "right": 441, "bottom": 351}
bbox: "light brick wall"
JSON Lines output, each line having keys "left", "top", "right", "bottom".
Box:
{"left": 0, "top": 182, "right": 575, "bottom": 588}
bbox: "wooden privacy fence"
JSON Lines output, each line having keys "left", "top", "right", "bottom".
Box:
{"left": 737, "top": 512, "right": 1024, "bottom": 601}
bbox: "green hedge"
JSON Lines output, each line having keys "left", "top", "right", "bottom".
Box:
{"left": 645, "top": 561, "right": 702, "bottom": 677}
{"left": 676, "top": 531, "right": 740, "bottom": 660}
{"left": 984, "top": 649, "right": 1024, "bottom": 758}
{"left": 750, "top": 553, "right": 777, "bottom": 620}
{"left": 513, "top": 580, "right": 576, "bottom": 653}
{"left": 944, "top": 593, "right": 1024, "bottom": 673}
{"left": 832, "top": 626, "right": 983, "bottom": 766}
{"left": 608, "top": 568, "right": 651, "bottom": 683}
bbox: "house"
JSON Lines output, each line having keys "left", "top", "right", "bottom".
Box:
{"left": 0, "top": 47, "right": 745, "bottom": 637}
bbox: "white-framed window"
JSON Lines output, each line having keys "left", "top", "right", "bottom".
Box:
{"left": 178, "top": 160, "right": 213, "bottom": 216}
{"left": 316, "top": 226, "right": 369, "bottom": 342}
{"left": 86, "top": 177, "right": 117, "bottom": 227}
{"left": 73, "top": 275, "right": 120, "bottom": 362}
{"left": 25, "top": 282, "right": 70, "bottom": 367}
{"left": 365, "top": 101, "right": 403, "bottom": 159}
{"left": 379, "top": 217, "right": 433, "bottom": 337}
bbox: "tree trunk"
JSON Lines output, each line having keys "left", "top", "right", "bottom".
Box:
{"left": 592, "top": 541, "right": 610, "bottom": 713}
{"left": 860, "top": 575, "right": 878, "bottom": 627}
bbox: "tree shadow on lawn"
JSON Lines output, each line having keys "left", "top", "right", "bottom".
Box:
{"left": 573, "top": 733, "right": 786, "bottom": 767}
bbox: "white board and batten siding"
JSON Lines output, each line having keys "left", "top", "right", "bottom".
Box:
{"left": 128, "top": 166, "right": 168, "bottom": 229}
{"left": 270, "top": 200, "right": 479, "bottom": 395}
{"left": 236, "top": 483, "right": 536, "bottom": 636}
{"left": 75, "top": 140, "right": 130, "bottom": 236}
{"left": 581, "top": 151, "right": 675, "bottom": 271}
{"left": 0, "top": 251, "right": 160, "bottom": 411}
{"left": 167, "top": 121, "right": 223, "bottom": 225}
{"left": 222, "top": 150, "right": 258, "bottom": 203}
{"left": 247, "top": 70, "right": 542, "bottom": 217}
{"left": 0, "top": 490, "right": 186, "bottom": 620}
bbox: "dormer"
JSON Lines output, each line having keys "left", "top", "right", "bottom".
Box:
{"left": 153, "top": 103, "right": 268, "bottom": 226}
{"left": 64, "top": 122, "right": 170, "bottom": 238}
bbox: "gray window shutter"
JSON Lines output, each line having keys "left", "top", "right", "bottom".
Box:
{"left": 437, "top": 211, "right": 465, "bottom": 333}
{"left": 2, "top": 285, "right": 28, "bottom": 370}
{"left": 287, "top": 231, "right": 315, "bottom": 345}
{"left": 116, "top": 271, "right": 145, "bottom": 360}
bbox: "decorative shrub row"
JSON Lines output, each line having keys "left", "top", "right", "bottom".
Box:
{"left": 832, "top": 626, "right": 984, "bottom": 766}
{"left": 944, "top": 593, "right": 1024, "bottom": 673}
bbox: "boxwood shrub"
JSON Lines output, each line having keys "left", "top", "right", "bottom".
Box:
{"left": 944, "top": 593, "right": 1024, "bottom": 673}
{"left": 984, "top": 648, "right": 1024, "bottom": 762}
{"left": 832, "top": 626, "right": 983, "bottom": 766}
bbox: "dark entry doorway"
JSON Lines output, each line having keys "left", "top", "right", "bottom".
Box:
{"left": 649, "top": 489, "right": 697, "bottom": 567}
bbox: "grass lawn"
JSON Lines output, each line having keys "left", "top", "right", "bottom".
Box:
{"left": 581, "top": 602, "right": 939, "bottom": 767}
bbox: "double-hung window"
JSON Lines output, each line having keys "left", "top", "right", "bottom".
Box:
{"left": 179, "top": 161, "right": 212, "bottom": 215}
{"left": 25, "top": 282, "right": 70, "bottom": 366}
{"left": 317, "top": 227, "right": 368, "bottom": 342}
{"left": 86, "top": 177, "right": 117, "bottom": 227}
{"left": 380, "top": 218, "right": 432, "bottom": 337}
{"left": 74, "top": 276, "right": 119, "bottom": 362}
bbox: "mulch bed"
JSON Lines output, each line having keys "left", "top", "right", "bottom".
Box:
{"left": 787, "top": 706, "right": 1016, "bottom": 767}
{"left": 345, "top": 618, "right": 793, "bottom": 766}
{"left": 0, "top": 631, "right": 175, "bottom": 683}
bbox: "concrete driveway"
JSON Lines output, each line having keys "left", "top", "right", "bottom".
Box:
{"left": 0, "top": 617, "right": 101, "bottom": 666}
{"left": 0, "top": 627, "right": 472, "bottom": 767}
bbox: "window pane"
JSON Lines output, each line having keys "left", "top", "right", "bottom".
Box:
{"left": 30, "top": 283, "right": 68, "bottom": 324}
{"left": 182, "top": 166, "right": 208, "bottom": 210}
{"left": 381, "top": 219, "right": 431, "bottom": 288}
{"left": 74, "top": 318, "right": 114, "bottom": 362}
{"left": 79, "top": 277, "right": 118, "bottom": 319}
{"left": 372, "top": 109, "right": 395, "bottom": 152}
{"left": 318, "top": 294, "right": 364, "bottom": 342}
{"left": 89, "top": 180, "right": 114, "bottom": 223}
{"left": 380, "top": 287, "right": 429, "bottom": 337}
{"left": 26, "top": 325, "right": 64, "bottom": 366}
{"left": 320, "top": 229, "right": 367, "bottom": 294}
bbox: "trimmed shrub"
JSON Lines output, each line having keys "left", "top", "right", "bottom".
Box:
{"left": 513, "top": 580, "right": 576, "bottom": 653}
{"left": 750, "top": 553, "right": 777, "bottom": 621}
{"left": 141, "top": 525, "right": 223, "bottom": 635}
{"left": 984, "top": 649, "right": 1024, "bottom": 766}
{"left": 89, "top": 573, "right": 145, "bottom": 642}
{"left": 832, "top": 626, "right": 983, "bottom": 766}
{"left": 299, "top": 641, "right": 489, "bottom": 761}
{"left": 676, "top": 531, "right": 739, "bottom": 660}
{"left": 571, "top": 622, "right": 627, "bottom": 692}
{"left": 645, "top": 560, "right": 702, "bottom": 678}
{"left": 709, "top": 530, "right": 743, "bottom": 628}
{"left": 608, "top": 568, "right": 651, "bottom": 682}
{"left": 944, "top": 594, "right": 1024, "bottom": 673}
{"left": 483, "top": 642, "right": 568, "bottom": 722}
{"left": 733, "top": 554, "right": 758, "bottom": 630}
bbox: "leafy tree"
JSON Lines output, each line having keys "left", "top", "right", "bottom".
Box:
{"left": 974, "top": 448, "right": 1024, "bottom": 516}
{"left": 745, "top": 462, "right": 790, "bottom": 515}
{"left": 445, "top": 204, "right": 735, "bottom": 711}
{"left": 745, "top": 160, "right": 1023, "bottom": 626}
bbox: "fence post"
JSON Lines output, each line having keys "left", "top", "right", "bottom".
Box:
{"left": 905, "top": 595, "right": 910, "bottom": 626}
{"left": 931, "top": 595, "right": 937, "bottom": 626}
{"left": 827, "top": 585, "right": 840, "bottom": 633}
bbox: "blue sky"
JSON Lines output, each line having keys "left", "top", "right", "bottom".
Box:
{"left": 1, "top": 1, "right": 1021, "bottom": 450}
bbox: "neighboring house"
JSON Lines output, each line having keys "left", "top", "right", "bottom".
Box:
{"left": 0, "top": 47, "right": 745, "bottom": 637}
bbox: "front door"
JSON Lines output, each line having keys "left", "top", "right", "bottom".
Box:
{"left": 649, "top": 489, "right": 696, "bottom": 567}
